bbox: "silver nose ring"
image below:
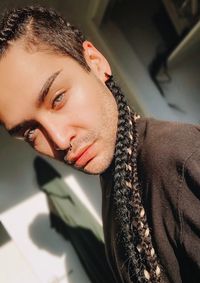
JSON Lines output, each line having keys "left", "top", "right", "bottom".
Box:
{"left": 69, "top": 143, "right": 72, "bottom": 151}
{"left": 55, "top": 143, "right": 72, "bottom": 151}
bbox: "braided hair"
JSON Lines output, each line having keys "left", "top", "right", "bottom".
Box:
{"left": 106, "top": 77, "right": 161, "bottom": 282}
{"left": 0, "top": 6, "right": 161, "bottom": 283}
{"left": 0, "top": 6, "right": 89, "bottom": 70}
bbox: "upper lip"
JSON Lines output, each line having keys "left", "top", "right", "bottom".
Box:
{"left": 65, "top": 144, "right": 91, "bottom": 164}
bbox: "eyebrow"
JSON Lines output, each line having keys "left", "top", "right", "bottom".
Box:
{"left": 37, "top": 69, "right": 62, "bottom": 107}
{"left": 8, "top": 69, "right": 62, "bottom": 137}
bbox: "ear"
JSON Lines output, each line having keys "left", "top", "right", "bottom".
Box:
{"left": 83, "top": 41, "right": 112, "bottom": 82}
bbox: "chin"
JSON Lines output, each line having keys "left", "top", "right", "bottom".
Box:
{"left": 81, "top": 154, "right": 113, "bottom": 175}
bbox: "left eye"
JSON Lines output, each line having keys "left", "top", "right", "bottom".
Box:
{"left": 52, "top": 93, "right": 65, "bottom": 109}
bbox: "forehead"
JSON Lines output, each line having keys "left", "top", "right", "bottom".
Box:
{"left": 0, "top": 42, "right": 79, "bottom": 128}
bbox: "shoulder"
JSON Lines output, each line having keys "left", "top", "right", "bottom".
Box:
{"left": 137, "top": 117, "right": 200, "bottom": 168}
{"left": 138, "top": 119, "right": 200, "bottom": 279}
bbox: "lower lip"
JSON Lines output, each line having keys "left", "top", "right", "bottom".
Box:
{"left": 75, "top": 144, "right": 95, "bottom": 168}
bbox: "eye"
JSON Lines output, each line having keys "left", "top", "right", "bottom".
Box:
{"left": 52, "top": 92, "right": 65, "bottom": 109}
{"left": 24, "top": 127, "right": 36, "bottom": 143}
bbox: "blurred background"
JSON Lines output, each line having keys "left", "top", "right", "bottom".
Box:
{"left": 1, "top": 0, "right": 200, "bottom": 282}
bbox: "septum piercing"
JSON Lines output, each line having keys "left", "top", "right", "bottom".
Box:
{"left": 69, "top": 143, "right": 72, "bottom": 151}
{"left": 55, "top": 143, "right": 72, "bottom": 151}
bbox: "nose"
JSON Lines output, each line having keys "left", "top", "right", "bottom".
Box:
{"left": 39, "top": 116, "right": 75, "bottom": 151}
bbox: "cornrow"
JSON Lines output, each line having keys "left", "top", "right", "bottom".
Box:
{"left": 106, "top": 76, "right": 161, "bottom": 283}
{"left": 0, "top": 7, "right": 44, "bottom": 50}
{"left": 0, "top": 6, "right": 161, "bottom": 282}
{"left": 0, "top": 6, "right": 88, "bottom": 69}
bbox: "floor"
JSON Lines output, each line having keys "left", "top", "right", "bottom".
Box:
{"left": 0, "top": 193, "right": 92, "bottom": 283}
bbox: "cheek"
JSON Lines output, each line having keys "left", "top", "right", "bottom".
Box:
{"left": 66, "top": 88, "right": 102, "bottom": 129}
{"left": 33, "top": 131, "right": 55, "bottom": 157}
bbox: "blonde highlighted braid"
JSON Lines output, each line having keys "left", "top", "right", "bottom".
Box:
{"left": 106, "top": 77, "right": 161, "bottom": 282}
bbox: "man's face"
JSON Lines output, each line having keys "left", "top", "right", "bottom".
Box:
{"left": 0, "top": 41, "right": 118, "bottom": 174}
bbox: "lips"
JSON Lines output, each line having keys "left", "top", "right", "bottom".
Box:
{"left": 65, "top": 144, "right": 94, "bottom": 167}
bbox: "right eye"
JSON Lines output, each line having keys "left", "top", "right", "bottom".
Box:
{"left": 24, "top": 128, "right": 36, "bottom": 143}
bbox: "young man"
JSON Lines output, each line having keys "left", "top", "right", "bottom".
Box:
{"left": 0, "top": 6, "right": 200, "bottom": 283}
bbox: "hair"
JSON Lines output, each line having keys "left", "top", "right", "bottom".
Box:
{"left": 106, "top": 77, "right": 161, "bottom": 282}
{"left": 0, "top": 6, "right": 89, "bottom": 70}
{"left": 0, "top": 6, "right": 161, "bottom": 282}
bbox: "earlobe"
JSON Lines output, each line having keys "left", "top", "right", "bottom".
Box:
{"left": 104, "top": 72, "right": 112, "bottom": 81}
{"left": 83, "top": 40, "right": 112, "bottom": 82}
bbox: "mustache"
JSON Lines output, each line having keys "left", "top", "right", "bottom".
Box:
{"left": 63, "top": 131, "right": 98, "bottom": 164}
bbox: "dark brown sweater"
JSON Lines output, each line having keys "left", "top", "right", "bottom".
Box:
{"left": 100, "top": 118, "right": 200, "bottom": 283}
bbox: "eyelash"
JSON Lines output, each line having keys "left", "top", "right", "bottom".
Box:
{"left": 52, "top": 92, "right": 65, "bottom": 109}
{"left": 23, "top": 92, "right": 65, "bottom": 143}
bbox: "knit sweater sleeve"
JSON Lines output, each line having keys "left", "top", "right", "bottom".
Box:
{"left": 178, "top": 146, "right": 200, "bottom": 281}
{"left": 137, "top": 118, "right": 200, "bottom": 283}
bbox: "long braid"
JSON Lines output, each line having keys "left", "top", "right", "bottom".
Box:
{"left": 106, "top": 76, "right": 161, "bottom": 283}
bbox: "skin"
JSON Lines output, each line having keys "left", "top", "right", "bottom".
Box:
{"left": 0, "top": 40, "right": 118, "bottom": 175}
